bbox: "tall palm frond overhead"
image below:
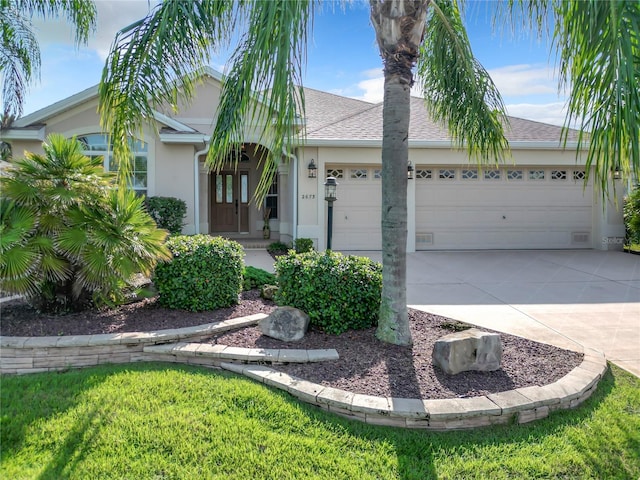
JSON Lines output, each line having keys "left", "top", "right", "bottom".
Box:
{"left": 99, "top": 0, "right": 311, "bottom": 198}
{"left": 99, "top": 0, "right": 639, "bottom": 345}
{"left": 0, "top": 0, "right": 97, "bottom": 118}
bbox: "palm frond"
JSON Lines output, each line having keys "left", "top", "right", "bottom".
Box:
{"left": 417, "top": 0, "right": 509, "bottom": 164}
{"left": 554, "top": 0, "right": 640, "bottom": 193}
{"left": 208, "top": 0, "right": 314, "bottom": 201}
{"left": 99, "top": 0, "right": 237, "bottom": 186}
{"left": 0, "top": 6, "right": 39, "bottom": 117}
{"left": 10, "top": 0, "right": 96, "bottom": 43}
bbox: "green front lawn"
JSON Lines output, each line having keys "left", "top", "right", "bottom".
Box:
{"left": 2, "top": 363, "right": 639, "bottom": 479}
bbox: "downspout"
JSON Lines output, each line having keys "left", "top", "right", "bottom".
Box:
{"left": 282, "top": 148, "right": 298, "bottom": 242}
{"left": 194, "top": 141, "right": 211, "bottom": 235}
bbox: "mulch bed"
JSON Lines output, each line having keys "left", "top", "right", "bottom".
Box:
{"left": 1, "top": 290, "right": 583, "bottom": 400}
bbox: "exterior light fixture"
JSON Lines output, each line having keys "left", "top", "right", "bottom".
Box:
{"left": 407, "top": 161, "right": 414, "bottom": 180}
{"left": 613, "top": 168, "right": 622, "bottom": 180}
{"left": 324, "top": 176, "right": 338, "bottom": 249}
{"left": 308, "top": 159, "right": 317, "bottom": 178}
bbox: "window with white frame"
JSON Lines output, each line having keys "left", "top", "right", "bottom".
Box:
{"left": 77, "top": 134, "right": 149, "bottom": 195}
{"left": 264, "top": 176, "right": 278, "bottom": 219}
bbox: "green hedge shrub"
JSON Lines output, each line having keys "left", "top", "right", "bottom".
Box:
{"left": 267, "top": 241, "right": 290, "bottom": 255}
{"left": 293, "top": 237, "right": 314, "bottom": 253}
{"left": 275, "top": 251, "right": 382, "bottom": 334}
{"left": 145, "top": 196, "right": 187, "bottom": 234}
{"left": 154, "top": 235, "right": 243, "bottom": 311}
{"left": 624, "top": 186, "right": 640, "bottom": 245}
{"left": 242, "top": 266, "right": 276, "bottom": 291}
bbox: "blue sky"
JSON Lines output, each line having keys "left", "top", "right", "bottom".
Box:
{"left": 25, "top": 0, "right": 567, "bottom": 125}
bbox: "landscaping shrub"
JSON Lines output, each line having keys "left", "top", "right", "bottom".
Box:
{"left": 624, "top": 186, "right": 640, "bottom": 245}
{"left": 293, "top": 237, "right": 314, "bottom": 253}
{"left": 154, "top": 235, "right": 243, "bottom": 311}
{"left": 275, "top": 250, "right": 382, "bottom": 334}
{"left": 242, "top": 266, "right": 276, "bottom": 291}
{"left": 267, "top": 241, "right": 290, "bottom": 255}
{"left": 0, "top": 134, "right": 170, "bottom": 313}
{"left": 144, "top": 196, "right": 187, "bottom": 234}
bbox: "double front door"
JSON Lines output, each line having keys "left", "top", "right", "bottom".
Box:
{"left": 211, "top": 171, "right": 249, "bottom": 233}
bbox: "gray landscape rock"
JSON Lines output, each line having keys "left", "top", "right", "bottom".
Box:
{"left": 259, "top": 306, "right": 310, "bottom": 342}
{"left": 432, "top": 328, "right": 502, "bottom": 375}
{"left": 260, "top": 284, "right": 279, "bottom": 301}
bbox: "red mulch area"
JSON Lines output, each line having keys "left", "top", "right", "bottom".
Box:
{"left": 1, "top": 290, "right": 582, "bottom": 400}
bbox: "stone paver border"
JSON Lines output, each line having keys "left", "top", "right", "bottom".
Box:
{"left": 0, "top": 315, "right": 608, "bottom": 430}
{"left": 220, "top": 349, "right": 607, "bottom": 429}
{"left": 0, "top": 313, "right": 268, "bottom": 374}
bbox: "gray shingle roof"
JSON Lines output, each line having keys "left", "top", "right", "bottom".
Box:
{"left": 303, "top": 89, "right": 578, "bottom": 144}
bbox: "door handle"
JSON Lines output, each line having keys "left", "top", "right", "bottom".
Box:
{"left": 235, "top": 199, "right": 238, "bottom": 215}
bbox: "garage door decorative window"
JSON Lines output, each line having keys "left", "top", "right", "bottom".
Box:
{"left": 551, "top": 170, "right": 567, "bottom": 180}
{"left": 529, "top": 170, "right": 545, "bottom": 180}
{"left": 416, "top": 169, "right": 432, "bottom": 179}
{"left": 573, "top": 170, "right": 586, "bottom": 181}
{"left": 484, "top": 169, "right": 501, "bottom": 180}
{"left": 327, "top": 168, "right": 343, "bottom": 179}
{"left": 439, "top": 169, "right": 455, "bottom": 179}
{"left": 350, "top": 169, "right": 368, "bottom": 179}
{"left": 507, "top": 170, "right": 524, "bottom": 180}
{"left": 462, "top": 169, "right": 478, "bottom": 179}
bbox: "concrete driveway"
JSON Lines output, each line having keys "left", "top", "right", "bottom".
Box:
{"left": 246, "top": 249, "right": 640, "bottom": 377}
{"left": 348, "top": 250, "right": 640, "bottom": 377}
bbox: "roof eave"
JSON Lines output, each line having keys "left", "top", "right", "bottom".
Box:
{"left": 0, "top": 126, "right": 46, "bottom": 141}
{"left": 159, "top": 133, "right": 210, "bottom": 144}
{"left": 302, "top": 138, "right": 584, "bottom": 150}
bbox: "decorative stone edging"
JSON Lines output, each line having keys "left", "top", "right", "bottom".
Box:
{"left": 0, "top": 313, "right": 268, "bottom": 374}
{"left": 0, "top": 315, "right": 608, "bottom": 430}
{"left": 144, "top": 342, "right": 339, "bottom": 363}
{"left": 219, "top": 349, "right": 607, "bottom": 430}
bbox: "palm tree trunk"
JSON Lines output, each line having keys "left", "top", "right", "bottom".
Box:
{"left": 371, "top": 0, "right": 428, "bottom": 345}
{"left": 376, "top": 71, "right": 411, "bottom": 345}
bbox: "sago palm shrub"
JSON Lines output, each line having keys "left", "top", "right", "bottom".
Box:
{"left": 0, "top": 134, "right": 170, "bottom": 312}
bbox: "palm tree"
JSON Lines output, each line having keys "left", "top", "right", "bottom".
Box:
{"left": 0, "top": 134, "right": 170, "bottom": 312}
{"left": 99, "top": 0, "right": 639, "bottom": 345}
{"left": 0, "top": 0, "right": 97, "bottom": 118}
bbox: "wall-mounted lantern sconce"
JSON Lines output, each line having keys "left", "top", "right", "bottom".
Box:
{"left": 308, "top": 159, "right": 317, "bottom": 178}
{"left": 613, "top": 168, "right": 622, "bottom": 180}
{"left": 407, "top": 161, "right": 414, "bottom": 180}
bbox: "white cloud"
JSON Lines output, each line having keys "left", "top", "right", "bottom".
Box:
{"left": 352, "top": 69, "right": 423, "bottom": 103}
{"left": 487, "top": 64, "right": 558, "bottom": 97}
{"left": 505, "top": 102, "right": 569, "bottom": 127}
{"left": 32, "top": 0, "right": 158, "bottom": 60}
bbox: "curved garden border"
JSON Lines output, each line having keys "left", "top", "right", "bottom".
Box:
{"left": 0, "top": 314, "right": 607, "bottom": 430}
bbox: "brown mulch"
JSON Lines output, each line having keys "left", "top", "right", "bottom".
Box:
{"left": 0, "top": 291, "right": 583, "bottom": 400}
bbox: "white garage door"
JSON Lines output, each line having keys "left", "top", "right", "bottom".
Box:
{"left": 415, "top": 167, "right": 593, "bottom": 250}
{"left": 328, "top": 166, "right": 382, "bottom": 250}
{"left": 328, "top": 165, "right": 593, "bottom": 251}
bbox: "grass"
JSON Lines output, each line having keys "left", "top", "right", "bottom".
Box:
{"left": 1, "top": 363, "right": 639, "bottom": 479}
{"left": 624, "top": 243, "right": 640, "bottom": 254}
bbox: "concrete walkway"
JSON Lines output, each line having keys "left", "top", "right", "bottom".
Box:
{"left": 245, "top": 248, "right": 640, "bottom": 377}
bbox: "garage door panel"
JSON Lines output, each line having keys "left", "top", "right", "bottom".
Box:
{"left": 427, "top": 229, "right": 575, "bottom": 249}
{"left": 417, "top": 206, "right": 592, "bottom": 229}
{"left": 328, "top": 165, "right": 593, "bottom": 251}
{"left": 417, "top": 186, "right": 591, "bottom": 207}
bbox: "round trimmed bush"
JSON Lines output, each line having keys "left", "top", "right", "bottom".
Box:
{"left": 275, "top": 250, "right": 382, "bottom": 334}
{"left": 154, "top": 235, "right": 244, "bottom": 311}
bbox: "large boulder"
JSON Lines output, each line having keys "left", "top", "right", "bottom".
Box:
{"left": 432, "top": 328, "right": 502, "bottom": 375}
{"left": 259, "top": 306, "right": 310, "bottom": 342}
